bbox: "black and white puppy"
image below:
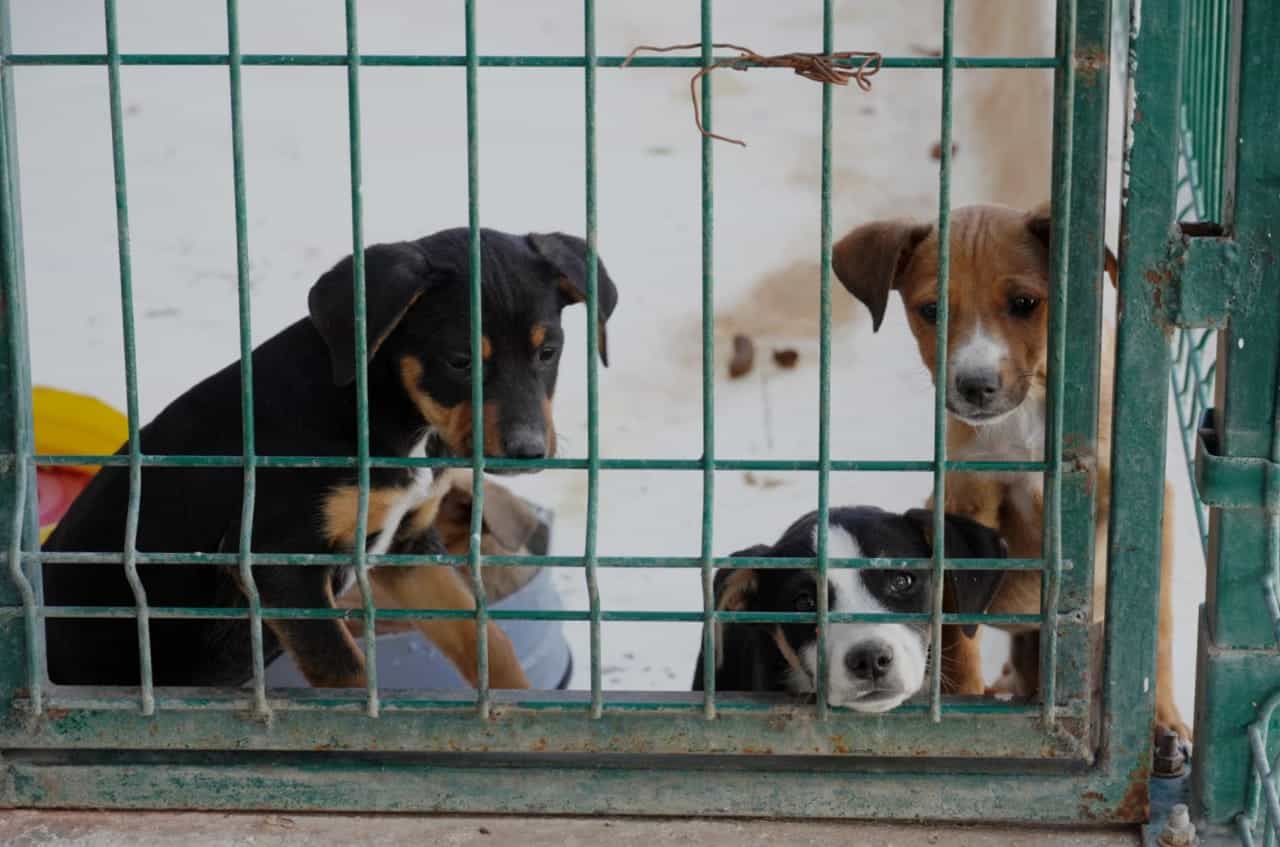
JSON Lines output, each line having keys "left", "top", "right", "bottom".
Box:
{"left": 692, "top": 506, "right": 1007, "bottom": 712}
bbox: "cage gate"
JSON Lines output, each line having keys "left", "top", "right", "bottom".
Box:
{"left": 0, "top": 0, "right": 1273, "bottom": 829}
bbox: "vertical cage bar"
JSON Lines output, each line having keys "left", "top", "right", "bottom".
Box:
{"left": 1209, "top": 0, "right": 1228, "bottom": 217}
{"left": 1207, "top": 0, "right": 1221, "bottom": 214}
{"left": 1189, "top": 0, "right": 1204, "bottom": 211}
{"left": 103, "top": 0, "right": 154, "bottom": 716}
{"left": 463, "top": 0, "right": 492, "bottom": 717}
{"left": 0, "top": 0, "right": 43, "bottom": 713}
{"left": 1195, "top": 0, "right": 1208, "bottom": 212}
{"left": 1104, "top": 0, "right": 1183, "bottom": 788}
{"left": 1040, "top": 0, "right": 1078, "bottom": 729}
{"left": 697, "top": 0, "right": 717, "bottom": 718}
{"left": 927, "top": 0, "right": 956, "bottom": 724}
{"left": 1053, "top": 0, "right": 1111, "bottom": 733}
{"left": 582, "top": 0, "right": 604, "bottom": 720}
{"left": 342, "top": 0, "right": 379, "bottom": 717}
{"left": 1200, "top": 0, "right": 1209, "bottom": 207}
{"left": 224, "top": 0, "right": 268, "bottom": 718}
{"left": 812, "top": 0, "right": 835, "bottom": 721}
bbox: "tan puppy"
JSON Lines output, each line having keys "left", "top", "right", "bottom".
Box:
{"left": 831, "top": 203, "right": 1188, "bottom": 742}
{"left": 324, "top": 468, "right": 531, "bottom": 690}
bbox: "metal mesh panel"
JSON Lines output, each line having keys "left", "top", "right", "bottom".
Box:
{"left": 0, "top": 0, "right": 1192, "bottom": 822}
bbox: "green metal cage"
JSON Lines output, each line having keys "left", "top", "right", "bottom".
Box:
{"left": 0, "top": 0, "right": 1276, "bottom": 835}
{"left": 1167, "top": 1, "right": 1280, "bottom": 845}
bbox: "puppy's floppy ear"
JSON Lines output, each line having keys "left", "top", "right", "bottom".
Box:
{"left": 715, "top": 545, "right": 770, "bottom": 611}
{"left": 1026, "top": 203, "right": 1119, "bottom": 289}
{"left": 527, "top": 232, "right": 619, "bottom": 367}
{"left": 904, "top": 509, "right": 1007, "bottom": 638}
{"left": 707, "top": 547, "right": 769, "bottom": 673}
{"left": 308, "top": 242, "right": 431, "bottom": 386}
{"left": 831, "top": 220, "right": 931, "bottom": 332}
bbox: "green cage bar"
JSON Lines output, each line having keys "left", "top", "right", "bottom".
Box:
{"left": 463, "top": 0, "right": 492, "bottom": 718}
{"left": 696, "top": 0, "right": 717, "bottom": 716}
{"left": 1102, "top": 0, "right": 1183, "bottom": 785}
{"left": 11, "top": 550, "right": 1049, "bottom": 571}
{"left": 224, "top": 0, "right": 270, "bottom": 720}
{"left": 103, "top": 0, "right": 155, "bottom": 716}
{"left": 0, "top": 0, "right": 40, "bottom": 717}
{"left": 582, "top": 0, "right": 605, "bottom": 721}
{"left": 341, "top": 0, "right": 380, "bottom": 718}
{"left": 1039, "top": 0, "right": 1077, "bottom": 730}
{"left": 926, "top": 0, "right": 955, "bottom": 724}
{"left": 27, "top": 454, "right": 1049, "bottom": 472}
{"left": 4, "top": 54, "right": 1057, "bottom": 70}
{"left": 811, "top": 0, "right": 837, "bottom": 723}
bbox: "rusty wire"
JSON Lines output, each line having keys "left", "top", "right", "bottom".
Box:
{"left": 622, "top": 42, "right": 883, "bottom": 147}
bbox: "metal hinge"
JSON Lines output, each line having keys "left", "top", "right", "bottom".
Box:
{"left": 1195, "top": 409, "right": 1280, "bottom": 511}
{"left": 1160, "top": 222, "right": 1241, "bottom": 329}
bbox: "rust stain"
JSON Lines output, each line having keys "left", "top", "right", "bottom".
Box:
{"left": 828, "top": 735, "right": 850, "bottom": 755}
{"left": 1078, "top": 765, "right": 1150, "bottom": 822}
{"left": 1144, "top": 263, "right": 1175, "bottom": 313}
{"left": 1075, "top": 46, "right": 1107, "bottom": 87}
{"left": 1114, "top": 764, "right": 1151, "bottom": 821}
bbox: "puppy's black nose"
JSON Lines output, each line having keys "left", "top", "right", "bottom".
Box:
{"left": 502, "top": 426, "right": 547, "bottom": 460}
{"left": 846, "top": 641, "right": 894, "bottom": 681}
{"left": 955, "top": 370, "right": 1002, "bottom": 407}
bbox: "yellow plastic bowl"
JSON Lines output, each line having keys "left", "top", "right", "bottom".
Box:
{"left": 33, "top": 386, "right": 128, "bottom": 474}
{"left": 33, "top": 386, "right": 128, "bottom": 541}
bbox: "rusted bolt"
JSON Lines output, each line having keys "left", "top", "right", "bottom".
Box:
{"left": 1154, "top": 728, "right": 1187, "bottom": 778}
{"left": 1158, "top": 804, "right": 1197, "bottom": 846}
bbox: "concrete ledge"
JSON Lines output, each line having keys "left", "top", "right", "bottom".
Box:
{"left": 1, "top": 809, "right": 1138, "bottom": 846}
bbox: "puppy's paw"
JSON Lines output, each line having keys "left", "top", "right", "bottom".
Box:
{"left": 1156, "top": 704, "right": 1193, "bottom": 746}
{"left": 984, "top": 662, "right": 1030, "bottom": 701}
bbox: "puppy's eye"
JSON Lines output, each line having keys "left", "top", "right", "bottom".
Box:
{"left": 916, "top": 302, "right": 939, "bottom": 324}
{"left": 886, "top": 573, "right": 917, "bottom": 595}
{"left": 793, "top": 592, "right": 817, "bottom": 613}
{"left": 537, "top": 345, "right": 558, "bottom": 363}
{"left": 1009, "top": 295, "right": 1040, "bottom": 318}
{"left": 445, "top": 353, "right": 471, "bottom": 373}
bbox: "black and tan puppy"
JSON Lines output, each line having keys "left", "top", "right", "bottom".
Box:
{"left": 43, "top": 228, "right": 617, "bottom": 690}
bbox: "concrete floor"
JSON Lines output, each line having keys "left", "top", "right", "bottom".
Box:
{"left": 0, "top": 810, "right": 1140, "bottom": 847}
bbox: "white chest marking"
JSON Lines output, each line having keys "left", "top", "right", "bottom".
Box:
{"left": 367, "top": 435, "right": 450, "bottom": 557}
{"left": 952, "top": 388, "right": 1047, "bottom": 523}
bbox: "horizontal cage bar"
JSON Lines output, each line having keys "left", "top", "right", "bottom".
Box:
{"left": 1, "top": 551, "right": 1057, "bottom": 570}
{"left": 31, "top": 691, "right": 1055, "bottom": 717}
{"left": 27, "top": 454, "right": 1049, "bottom": 473}
{"left": 2, "top": 53, "right": 1055, "bottom": 69}
{"left": 0, "top": 605, "right": 1046, "bottom": 627}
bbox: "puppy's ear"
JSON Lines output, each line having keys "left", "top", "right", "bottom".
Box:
{"left": 527, "top": 232, "right": 619, "bottom": 366}
{"left": 308, "top": 242, "right": 431, "bottom": 386}
{"left": 715, "top": 547, "right": 769, "bottom": 612}
{"left": 904, "top": 509, "right": 1007, "bottom": 638}
{"left": 709, "top": 550, "right": 767, "bottom": 674}
{"left": 831, "top": 220, "right": 931, "bottom": 332}
{"left": 1026, "top": 204, "right": 1119, "bottom": 289}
